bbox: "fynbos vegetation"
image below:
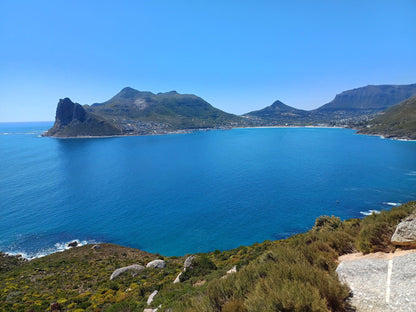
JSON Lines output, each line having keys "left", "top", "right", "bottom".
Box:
{"left": 1, "top": 202, "right": 415, "bottom": 311}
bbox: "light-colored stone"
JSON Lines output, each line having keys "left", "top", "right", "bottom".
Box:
{"left": 147, "top": 290, "right": 158, "bottom": 305}
{"left": 391, "top": 214, "right": 416, "bottom": 247}
{"left": 227, "top": 265, "right": 237, "bottom": 274}
{"left": 110, "top": 264, "right": 145, "bottom": 280}
{"left": 144, "top": 304, "right": 161, "bottom": 312}
{"left": 336, "top": 252, "right": 416, "bottom": 311}
{"left": 173, "top": 271, "right": 182, "bottom": 283}
{"left": 146, "top": 259, "right": 166, "bottom": 269}
{"left": 184, "top": 255, "right": 195, "bottom": 269}
{"left": 91, "top": 244, "right": 101, "bottom": 250}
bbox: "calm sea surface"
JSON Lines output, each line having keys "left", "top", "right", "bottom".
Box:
{"left": 1, "top": 122, "right": 416, "bottom": 258}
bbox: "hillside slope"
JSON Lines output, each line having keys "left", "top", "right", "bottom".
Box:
{"left": 244, "top": 100, "right": 312, "bottom": 125}
{"left": 2, "top": 202, "right": 415, "bottom": 311}
{"left": 88, "top": 87, "right": 244, "bottom": 131}
{"left": 311, "top": 84, "right": 416, "bottom": 122}
{"left": 358, "top": 95, "right": 416, "bottom": 140}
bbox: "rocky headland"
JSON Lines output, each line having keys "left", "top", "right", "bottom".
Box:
{"left": 44, "top": 83, "right": 416, "bottom": 138}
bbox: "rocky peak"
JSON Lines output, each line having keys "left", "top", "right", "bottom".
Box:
{"left": 55, "top": 98, "right": 87, "bottom": 126}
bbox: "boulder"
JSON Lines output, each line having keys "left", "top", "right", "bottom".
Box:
{"left": 146, "top": 259, "right": 166, "bottom": 269}
{"left": 391, "top": 214, "right": 416, "bottom": 247}
{"left": 91, "top": 244, "right": 101, "bottom": 250}
{"left": 110, "top": 264, "right": 145, "bottom": 280}
{"left": 67, "top": 241, "right": 78, "bottom": 248}
{"left": 184, "top": 255, "right": 195, "bottom": 269}
{"left": 147, "top": 290, "right": 158, "bottom": 305}
{"left": 227, "top": 265, "right": 237, "bottom": 274}
{"left": 173, "top": 272, "right": 182, "bottom": 284}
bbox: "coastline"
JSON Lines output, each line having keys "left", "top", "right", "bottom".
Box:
{"left": 42, "top": 124, "right": 348, "bottom": 139}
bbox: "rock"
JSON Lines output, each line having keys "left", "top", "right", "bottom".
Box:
{"left": 184, "top": 255, "right": 195, "bottom": 269}
{"left": 110, "top": 264, "right": 145, "bottom": 280}
{"left": 391, "top": 214, "right": 416, "bottom": 247}
{"left": 227, "top": 265, "right": 237, "bottom": 274}
{"left": 44, "top": 97, "right": 122, "bottom": 137}
{"left": 146, "top": 259, "right": 166, "bottom": 269}
{"left": 67, "top": 241, "right": 78, "bottom": 248}
{"left": 336, "top": 252, "right": 416, "bottom": 311}
{"left": 147, "top": 290, "right": 158, "bottom": 305}
{"left": 143, "top": 305, "right": 161, "bottom": 312}
{"left": 91, "top": 244, "right": 101, "bottom": 250}
{"left": 173, "top": 272, "right": 182, "bottom": 284}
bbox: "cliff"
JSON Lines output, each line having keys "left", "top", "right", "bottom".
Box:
{"left": 44, "top": 98, "right": 122, "bottom": 137}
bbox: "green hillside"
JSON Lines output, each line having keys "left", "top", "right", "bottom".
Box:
{"left": 358, "top": 95, "right": 416, "bottom": 140}
{"left": 88, "top": 87, "right": 244, "bottom": 131}
{"left": 2, "top": 202, "right": 415, "bottom": 312}
{"left": 243, "top": 100, "right": 312, "bottom": 125}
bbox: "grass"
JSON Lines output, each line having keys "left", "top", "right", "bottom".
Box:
{"left": 1, "top": 201, "right": 415, "bottom": 311}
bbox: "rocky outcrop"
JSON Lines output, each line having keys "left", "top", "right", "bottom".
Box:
{"left": 184, "top": 255, "right": 195, "bottom": 269}
{"left": 173, "top": 255, "right": 195, "bottom": 284}
{"left": 227, "top": 265, "right": 237, "bottom": 274}
{"left": 147, "top": 290, "right": 158, "bottom": 305}
{"left": 67, "top": 241, "right": 78, "bottom": 248}
{"left": 44, "top": 98, "right": 122, "bottom": 137}
{"left": 391, "top": 214, "right": 416, "bottom": 247}
{"left": 110, "top": 264, "right": 145, "bottom": 280}
{"left": 336, "top": 252, "right": 416, "bottom": 311}
{"left": 146, "top": 260, "right": 166, "bottom": 269}
{"left": 173, "top": 272, "right": 182, "bottom": 284}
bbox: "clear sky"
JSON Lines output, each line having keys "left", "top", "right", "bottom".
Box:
{"left": 1, "top": 0, "right": 415, "bottom": 121}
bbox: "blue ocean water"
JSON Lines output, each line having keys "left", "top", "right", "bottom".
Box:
{"left": 1, "top": 122, "right": 416, "bottom": 259}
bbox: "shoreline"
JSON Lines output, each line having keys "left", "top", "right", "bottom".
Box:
{"left": 42, "top": 125, "right": 348, "bottom": 139}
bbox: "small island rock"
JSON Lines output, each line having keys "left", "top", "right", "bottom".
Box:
{"left": 67, "top": 241, "right": 78, "bottom": 248}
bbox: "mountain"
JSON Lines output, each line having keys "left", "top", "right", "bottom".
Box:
{"left": 45, "top": 87, "right": 244, "bottom": 137}
{"left": 44, "top": 98, "right": 123, "bottom": 137}
{"left": 243, "top": 84, "right": 416, "bottom": 126}
{"left": 358, "top": 95, "right": 416, "bottom": 140}
{"left": 312, "top": 84, "right": 416, "bottom": 122}
{"left": 243, "top": 100, "right": 312, "bottom": 125}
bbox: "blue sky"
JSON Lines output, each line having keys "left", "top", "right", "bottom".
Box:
{"left": 1, "top": 0, "right": 415, "bottom": 121}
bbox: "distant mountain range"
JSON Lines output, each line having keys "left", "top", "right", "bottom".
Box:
{"left": 244, "top": 84, "right": 416, "bottom": 125}
{"left": 45, "top": 84, "right": 416, "bottom": 137}
{"left": 358, "top": 95, "right": 416, "bottom": 140}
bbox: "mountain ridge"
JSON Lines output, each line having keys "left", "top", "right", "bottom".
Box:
{"left": 44, "top": 83, "right": 416, "bottom": 137}
{"left": 45, "top": 88, "right": 244, "bottom": 137}
{"left": 358, "top": 95, "right": 416, "bottom": 140}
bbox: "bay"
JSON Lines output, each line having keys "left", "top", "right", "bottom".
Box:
{"left": 1, "top": 122, "right": 416, "bottom": 259}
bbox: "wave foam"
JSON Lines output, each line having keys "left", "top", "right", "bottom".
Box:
{"left": 360, "top": 210, "right": 380, "bottom": 216}
{"left": 5, "top": 239, "right": 95, "bottom": 260}
{"left": 383, "top": 202, "right": 402, "bottom": 207}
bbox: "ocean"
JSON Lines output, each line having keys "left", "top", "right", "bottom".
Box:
{"left": 1, "top": 122, "right": 416, "bottom": 259}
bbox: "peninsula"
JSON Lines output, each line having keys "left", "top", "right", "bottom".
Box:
{"left": 44, "top": 84, "right": 416, "bottom": 138}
